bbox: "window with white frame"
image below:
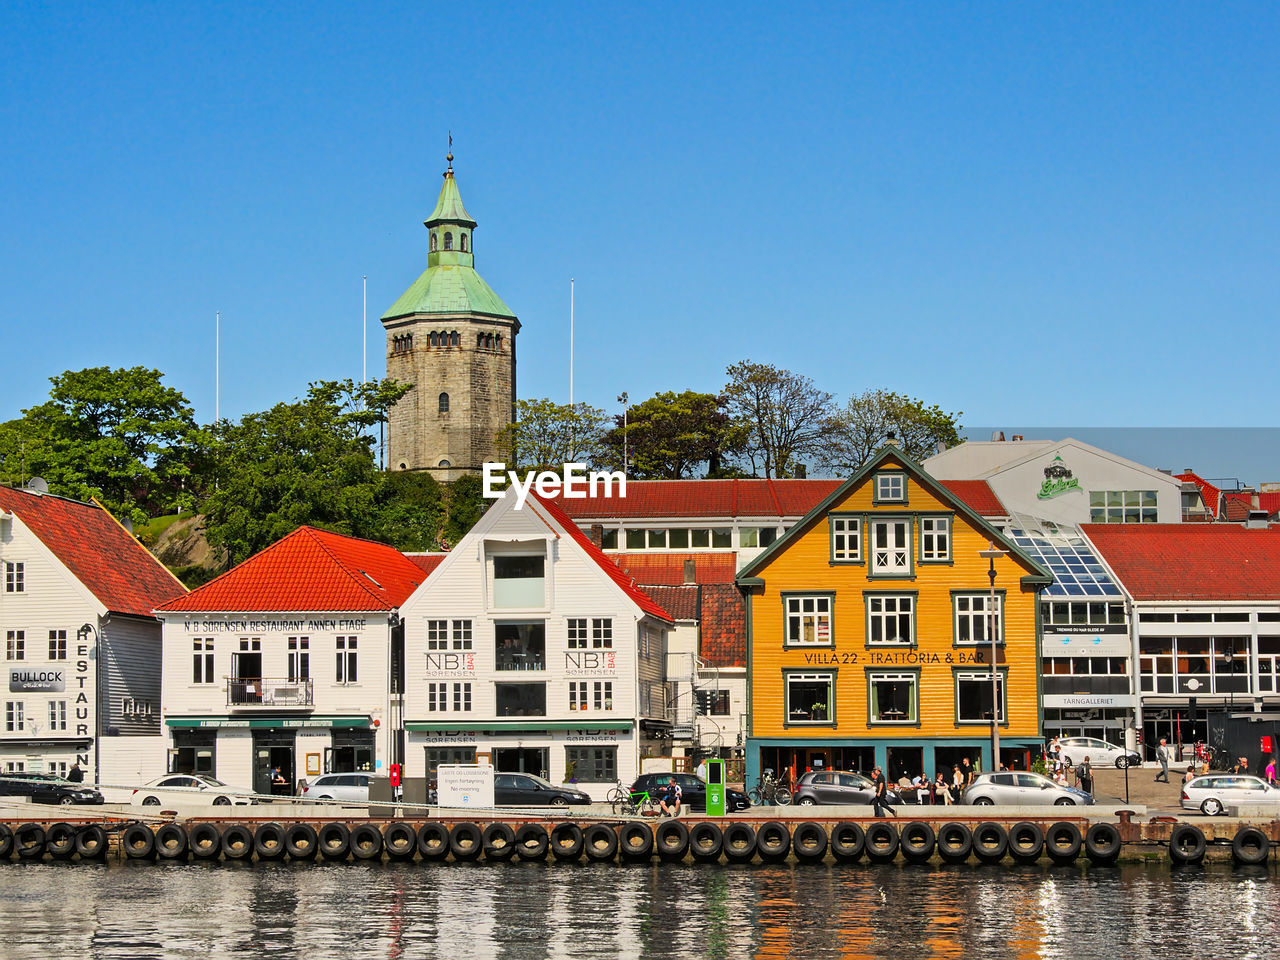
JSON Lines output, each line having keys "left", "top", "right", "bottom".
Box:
{"left": 4, "top": 562, "right": 23, "bottom": 593}
{"left": 47, "top": 761, "right": 67, "bottom": 778}
{"left": 870, "top": 519, "right": 912, "bottom": 575}
{"left": 48, "top": 630, "right": 66, "bottom": 661}
{"left": 786, "top": 595, "right": 833, "bottom": 646}
{"left": 830, "top": 516, "right": 862, "bottom": 562}
{"left": 867, "top": 594, "right": 915, "bottom": 645}
{"left": 336, "top": 636, "right": 358, "bottom": 683}
{"left": 288, "top": 637, "right": 310, "bottom": 681}
{"left": 565, "top": 746, "right": 617, "bottom": 783}
{"left": 567, "top": 619, "right": 588, "bottom": 649}
{"left": 121, "top": 698, "right": 152, "bottom": 718}
{"left": 451, "top": 682, "right": 471, "bottom": 712}
{"left": 427, "top": 619, "right": 473, "bottom": 651}
{"left": 428, "top": 682, "right": 471, "bottom": 712}
{"left": 955, "top": 594, "right": 1003, "bottom": 644}
{"left": 920, "top": 517, "right": 951, "bottom": 561}
{"left": 5, "top": 631, "right": 24, "bottom": 661}
{"left": 48, "top": 700, "right": 67, "bottom": 730}
{"left": 569, "top": 681, "right": 588, "bottom": 711}
{"left": 594, "top": 681, "right": 613, "bottom": 710}
{"left": 956, "top": 671, "right": 1005, "bottom": 722}
{"left": 192, "top": 638, "right": 214, "bottom": 683}
{"left": 5, "top": 701, "right": 23, "bottom": 731}
{"left": 875, "top": 473, "right": 906, "bottom": 502}
{"left": 869, "top": 672, "right": 917, "bottom": 723}
{"left": 786, "top": 673, "right": 833, "bottom": 723}
{"left": 697, "top": 689, "right": 731, "bottom": 716}
{"left": 5, "top": 762, "right": 24, "bottom": 772}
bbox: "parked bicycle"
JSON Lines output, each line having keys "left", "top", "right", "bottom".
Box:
{"left": 747, "top": 770, "right": 792, "bottom": 806}
{"left": 606, "top": 780, "right": 658, "bottom": 816}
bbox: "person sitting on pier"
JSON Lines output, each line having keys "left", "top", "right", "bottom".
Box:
{"left": 659, "top": 776, "right": 682, "bottom": 818}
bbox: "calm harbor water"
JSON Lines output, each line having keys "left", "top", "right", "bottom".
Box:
{"left": 0, "top": 859, "right": 1275, "bottom": 960}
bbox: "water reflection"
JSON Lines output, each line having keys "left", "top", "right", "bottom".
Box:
{"left": 0, "top": 859, "right": 1275, "bottom": 959}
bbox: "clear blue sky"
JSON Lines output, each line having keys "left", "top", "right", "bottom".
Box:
{"left": 3, "top": 3, "right": 1277, "bottom": 441}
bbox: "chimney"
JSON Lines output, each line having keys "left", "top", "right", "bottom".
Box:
{"left": 991, "top": 431, "right": 1006, "bottom": 442}
{"left": 885, "top": 431, "right": 900, "bottom": 449}
{"left": 683, "top": 557, "right": 696, "bottom": 585}
{"left": 588, "top": 523, "right": 604, "bottom": 548}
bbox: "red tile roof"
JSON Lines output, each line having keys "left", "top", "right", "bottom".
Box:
{"left": 0, "top": 486, "right": 186, "bottom": 618}
{"left": 405, "top": 554, "right": 447, "bottom": 575}
{"left": 533, "top": 496, "right": 673, "bottom": 623}
{"left": 1176, "top": 472, "right": 1222, "bottom": 519}
{"left": 1222, "top": 491, "right": 1280, "bottom": 521}
{"left": 938, "top": 480, "right": 1007, "bottom": 517}
{"left": 610, "top": 553, "right": 738, "bottom": 585}
{"left": 700, "top": 584, "right": 746, "bottom": 667}
{"left": 554, "top": 477, "right": 1006, "bottom": 519}
{"left": 157, "top": 526, "right": 427, "bottom": 613}
{"left": 1083, "top": 523, "right": 1280, "bottom": 600}
{"left": 640, "top": 585, "right": 700, "bottom": 621}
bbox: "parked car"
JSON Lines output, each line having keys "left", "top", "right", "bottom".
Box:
{"left": 629, "top": 772, "right": 752, "bottom": 812}
{"left": 299, "top": 773, "right": 372, "bottom": 803}
{"left": 494, "top": 773, "right": 591, "bottom": 806}
{"left": 0, "top": 772, "right": 104, "bottom": 805}
{"left": 1181, "top": 774, "right": 1280, "bottom": 816}
{"left": 792, "top": 770, "right": 878, "bottom": 805}
{"left": 131, "top": 774, "right": 256, "bottom": 807}
{"left": 962, "top": 771, "right": 1094, "bottom": 806}
{"left": 1055, "top": 736, "right": 1140, "bottom": 769}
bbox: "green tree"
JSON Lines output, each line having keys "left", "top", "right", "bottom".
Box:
{"left": 201, "top": 378, "right": 410, "bottom": 567}
{"left": 442, "top": 473, "right": 488, "bottom": 548}
{"left": 365, "top": 470, "right": 447, "bottom": 553}
{"left": 602, "top": 390, "right": 748, "bottom": 478}
{"left": 0, "top": 367, "right": 201, "bottom": 520}
{"left": 496, "top": 398, "right": 609, "bottom": 473}
{"left": 723, "top": 361, "right": 835, "bottom": 478}
{"left": 824, "top": 390, "right": 963, "bottom": 472}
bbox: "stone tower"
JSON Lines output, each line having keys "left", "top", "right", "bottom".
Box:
{"left": 381, "top": 152, "right": 519, "bottom": 479}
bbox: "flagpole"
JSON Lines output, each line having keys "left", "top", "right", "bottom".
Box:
{"left": 570, "top": 278, "right": 574, "bottom": 404}
{"left": 362, "top": 275, "right": 367, "bottom": 387}
{"left": 215, "top": 310, "right": 220, "bottom": 422}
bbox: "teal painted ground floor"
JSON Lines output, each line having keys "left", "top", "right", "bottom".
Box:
{"left": 744, "top": 736, "right": 1046, "bottom": 790}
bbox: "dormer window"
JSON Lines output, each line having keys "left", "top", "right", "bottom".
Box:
{"left": 444, "top": 232, "right": 454, "bottom": 251}
{"left": 430, "top": 233, "right": 438, "bottom": 252}
{"left": 459, "top": 233, "right": 467, "bottom": 252}
{"left": 874, "top": 472, "right": 907, "bottom": 503}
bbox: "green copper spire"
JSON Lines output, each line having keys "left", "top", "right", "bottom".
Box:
{"left": 380, "top": 146, "right": 517, "bottom": 322}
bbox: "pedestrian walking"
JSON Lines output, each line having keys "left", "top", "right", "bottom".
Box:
{"left": 1266, "top": 756, "right": 1276, "bottom": 785}
{"left": 67, "top": 762, "right": 84, "bottom": 783}
{"left": 1076, "top": 756, "right": 1093, "bottom": 795}
{"left": 869, "top": 765, "right": 896, "bottom": 818}
{"left": 1155, "top": 738, "right": 1170, "bottom": 783}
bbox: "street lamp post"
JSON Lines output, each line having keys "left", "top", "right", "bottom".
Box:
{"left": 978, "top": 543, "right": 1007, "bottom": 772}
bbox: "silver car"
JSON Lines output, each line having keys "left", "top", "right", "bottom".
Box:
{"left": 1056, "top": 736, "right": 1141, "bottom": 769}
{"left": 963, "top": 771, "right": 1094, "bottom": 806}
{"left": 1181, "top": 774, "right": 1280, "bottom": 816}
{"left": 299, "top": 773, "right": 372, "bottom": 803}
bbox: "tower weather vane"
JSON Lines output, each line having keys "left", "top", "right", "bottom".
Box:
{"left": 447, "top": 131, "right": 453, "bottom": 171}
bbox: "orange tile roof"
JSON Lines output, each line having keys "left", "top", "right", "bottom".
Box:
{"left": 610, "top": 553, "right": 738, "bottom": 585}
{"left": 1083, "top": 523, "right": 1280, "bottom": 600}
{"left": 405, "top": 554, "right": 447, "bottom": 575}
{"left": 0, "top": 486, "right": 186, "bottom": 618}
{"left": 937, "top": 480, "right": 1007, "bottom": 517}
{"left": 640, "top": 585, "right": 700, "bottom": 621}
{"left": 157, "top": 526, "right": 427, "bottom": 613}
{"left": 1176, "top": 472, "right": 1222, "bottom": 519}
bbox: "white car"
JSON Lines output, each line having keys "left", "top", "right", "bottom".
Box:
{"left": 1055, "top": 736, "right": 1141, "bottom": 769}
{"left": 1181, "top": 774, "right": 1280, "bottom": 816}
{"left": 299, "top": 773, "right": 372, "bottom": 803}
{"left": 131, "top": 774, "right": 256, "bottom": 807}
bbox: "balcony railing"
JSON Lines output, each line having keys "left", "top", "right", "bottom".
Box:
{"left": 227, "top": 678, "right": 314, "bottom": 708}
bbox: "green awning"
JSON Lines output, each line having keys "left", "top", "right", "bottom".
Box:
{"left": 166, "top": 716, "right": 371, "bottom": 729}
{"left": 405, "top": 721, "right": 634, "bottom": 733}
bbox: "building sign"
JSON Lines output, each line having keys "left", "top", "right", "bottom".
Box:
{"left": 422, "top": 732, "right": 478, "bottom": 745}
{"left": 565, "top": 730, "right": 622, "bottom": 743}
{"left": 182, "top": 618, "right": 368, "bottom": 632}
{"left": 801, "top": 650, "right": 988, "bottom": 666}
{"left": 425, "top": 653, "right": 476, "bottom": 675}
{"left": 1050, "top": 624, "right": 1126, "bottom": 636}
{"left": 9, "top": 669, "right": 65, "bottom": 693}
{"left": 437, "top": 763, "right": 495, "bottom": 808}
{"left": 1044, "top": 694, "right": 1135, "bottom": 709}
{"left": 564, "top": 651, "right": 617, "bottom": 675}
{"left": 1037, "top": 456, "right": 1081, "bottom": 499}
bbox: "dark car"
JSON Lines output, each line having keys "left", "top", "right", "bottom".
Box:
{"left": 792, "top": 770, "right": 882, "bottom": 805}
{"left": 629, "top": 772, "right": 752, "bottom": 812}
{"left": 494, "top": 772, "right": 591, "bottom": 806}
{"left": 0, "top": 772, "right": 104, "bottom": 805}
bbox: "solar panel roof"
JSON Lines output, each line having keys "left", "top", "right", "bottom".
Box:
{"left": 1007, "top": 517, "right": 1123, "bottom": 598}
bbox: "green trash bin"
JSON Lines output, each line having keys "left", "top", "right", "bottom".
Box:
{"left": 705, "top": 759, "right": 726, "bottom": 817}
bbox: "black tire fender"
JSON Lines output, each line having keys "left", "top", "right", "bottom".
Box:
{"left": 1168, "top": 823, "right": 1207, "bottom": 865}
{"left": 120, "top": 823, "right": 153, "bottom": 860}
{"left": 900, "top": 820, "right": 936, "bottom": 863}
{"left": 350, "top": 823, "right": 384, "bottom": 861}
{"left": 482, "top": 822, "right": 517, "bottom": 860}
{"left": 583, "top": 823, "right": 620, "bottom": 862}
{"left": 45, "top": 822, "right": 78, "bottom": 860}
{"left": 1045, "top": 821, "right": 1082, "bottom": 863}
{"left": 973, "top": 822, "right": 1008, "bottom": 863}
{"left": 189, "top": 823, "right": 223, "bottom": 860}
{"left": 0, "top": 823, "right": 13, "bottom": 860}
{"left": 1084, "top": 822, "right": 1122, "bottom": 864}
{"left": 688, "top": 822, "right": 723, "bottom": 861}
{"left": 448, "top": 822, "right": 483, "bottom": 861}
{"left": 1008, "top": 821, "right": 1045, "bottom": 863}
{"left": 756, "top": 820, "right": 791, "bottom": 862}
{"left": 221, "top": 824, "right": 254, "bottom": 861}
{"left": 830, "top": 821, "right": 865, "bottom": 862}
{"left": 284, "top": 823, "right": 318, "bottom": 860}
{"left": 722, "top": 822, "right": 757, "bottom": 862}
{"left": 155, "top": 823, "right": 190, "bottom": 860}
{"left": 618, "top": 821, "right": 653, "bottom": 860}
{"left": 1231, "top": 826, "right": 1269, "bottom": 866}
{"left": 317, "top": 822, "right": 350, "bottom": 861}
{"left": 937, "top": 822, "right": 972, "bottom": 863}
{"left": 417, "top": 822, "right": 450, "bottom": 860}
{"left": 865, "top": 822, "right": 900, "bottom": 863}
{"left": 253, "top": 823, "right": 286, "bottom": 861}
{"left": 655, "top": 819, "right": 689, "bottom": 860}
{"left": 549, "top": 822, "right": 584, "bottom": 861}
{"left": 513, "top": 823, "right": 549, "bottom": 860}
{"left": 384, "top": 822, "right": 417, "bottom": 861}
{"left": 792, "top": 821, "right": 829, "bottom": 862}
{"left": 74, "top": 824, "right": 108, "bottom": 860}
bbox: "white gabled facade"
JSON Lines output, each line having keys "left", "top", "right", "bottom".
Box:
{"left": 400, "top": 491, "right": 672, "bottom": 799}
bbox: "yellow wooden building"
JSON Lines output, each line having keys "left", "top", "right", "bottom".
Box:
{"left": 738, "top": 447, "right": 1052, "bottom": 787}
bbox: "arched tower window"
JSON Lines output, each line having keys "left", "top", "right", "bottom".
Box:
{"left": 429, "top": 332, "right": 438, "bottom": 347}
{"left": 459, "top": 234, "right": 467, "bottom": 252}
{"left": 444, "top": 232, "right": 453, "bottom": 251}
{"left": 438, "top": 459, "right": 451, "bottom": 468}
{"left": 430, "top": 233, "right": 438, "bottom": 252}
{"left": 451, "top": 331, "right": 459, "bottom": 347}
{"left": 439, "top": 392, "right": 450, "bottom": 413}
